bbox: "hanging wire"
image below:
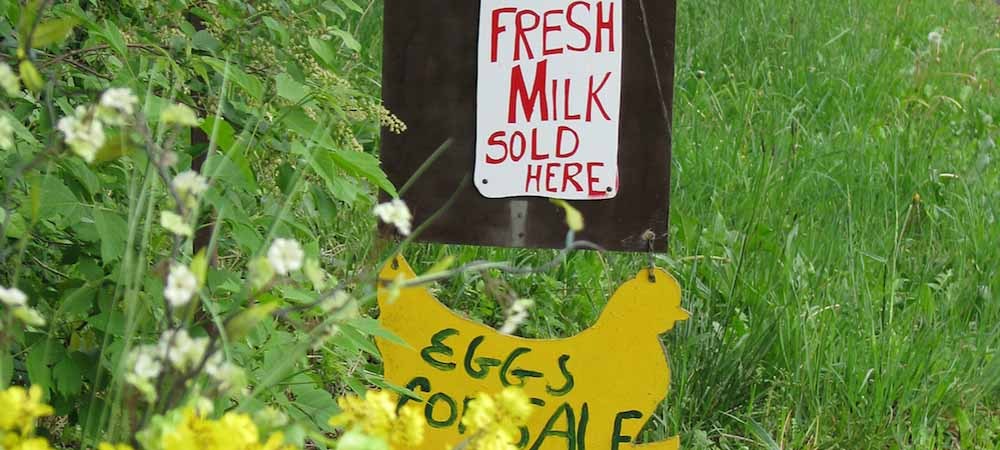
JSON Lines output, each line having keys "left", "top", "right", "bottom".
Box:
{"left": 641, "top": 229, "right": 657, "bottom": 282}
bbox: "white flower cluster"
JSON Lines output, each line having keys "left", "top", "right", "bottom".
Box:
{"left": 57, "top": 106, "right": 106, "bottom": 163}
{"left": 172, "top": 170, "right": 209, "bottom": 210}
{"left": 0, "top": 285, "right": 46, "bottom": 327}
{"left": 126, "top": 329, "right": 247, "bottom": 401}
{"left": 97, "top": 87, "right": 139, "bottom": 125}
{"left": 0, "top": 116, "right": 13, "bottom": 150}
{"left": 164, "top": 264, "right": 198, "bottom": 307}
{"left": 928, "top": 29, "right": 943, "bottom": 46}
{"left": 0, "top": 286, "right": 27, "bottom": 307}
{"left": 160, "top": 170, "right": 208, "bottom": 237}
{"left": 500, "top": 299, "right": 535, "bottom": 335}
{"left": 373, "top": 199, "right": 413, "bottom": 236}
{"left": 268, "top": 238, "right": 304, "bottom": 276}
{"left": 56, "top": 87, "right": 141, "bottom": 163}
{"left": 0, "top": 63, "right": 19, "bottom": 97}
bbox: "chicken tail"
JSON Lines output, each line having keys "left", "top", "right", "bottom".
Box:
{"left": 629, "top": 436, "right": 680, "bottom": 450}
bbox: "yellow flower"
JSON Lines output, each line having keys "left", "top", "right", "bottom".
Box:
{"left": 0, "top": 386, "right": 54, "bottom": 434}
{"left": 329, "top": 390, "right": 426, "bottom": 449}
{"left": 390, "top": 403, "right": 426, "bottom": 447}
{"left": 460, "top": 388, "right": 533, "bottom": 450}
{"left": 98, "top": 443, "right": 135, "bottom": 450}
{"left": 159, "top": 408, "right": 296, "bottom": 450}
{"left": 8, "top": 436, "right": 54, "bottom": 450}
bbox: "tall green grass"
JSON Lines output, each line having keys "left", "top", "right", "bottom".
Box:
{"left": 359, "top": 0, "right": 999, "bottom": 448}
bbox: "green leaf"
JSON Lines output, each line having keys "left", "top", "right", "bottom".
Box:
{"left": 190, "top": 249, "right": 208, "bottom": 288}
{"left": 31, "top": 17, "right": 79, "bottom": 48}
{"left": 92, "top": 132, "right": 135, "bottom": 164}
{"left": 346, "top": 318, "right": 408, "bottom": 347}
{"left": 329, "top": 27, "right": 361, "bottom": 52}
{"left": 308, "top": 37, "right": 337, "bottom": 67}
{"left": 18, "top": 60, "right": 44, "bottom": 92}
{"left": 202, "top": 57, "right": 263, "bottom": 100}
{"left": 327, "top": 148, "right": 397, "bottom": 196}
{"left": 93, "top": 209, "right": 128, "bottom": 264}
{"left": 26, "top": 343, "right": 52, "bottom": 394}
{"left": 225, "top": 303, "right": 279, "bottom": 341}
{"left": 99, "top": 19, "right": 127, "bottom": 56}
{"left": 276, "top": 72, "right": 311, "bottom": 103}
{"left": 339, "top": 0, "right": 364, "bottom": 13}
{"left": 0, "top": 110, "right": 40, "bottom": 146}
{"left": 53, "top": 357, "right": 82, "bottom": 397}
{"left": 0, "top": 352, "right": 12, "bottom": 388}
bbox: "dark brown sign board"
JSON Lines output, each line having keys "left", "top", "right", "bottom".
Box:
{"left": 381, "top": 0, "right": 676, "bottom": 252}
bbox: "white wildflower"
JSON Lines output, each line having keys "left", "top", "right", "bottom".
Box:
{"left": 158, "top": 329, "right": 209, "bottom": 372}
{"left": 160, "top": 210, "right": 193, "bottom": 237}
{"left": 12, "top": 307, "right": 45, "bottom": 327}
{"left": 267, "top": 238, "right": 304, "bottom": 275}
{"left": 0, "top": 63, "right": 18, "bottom": 97}
{"left": 161, "top": 103, "right": 200, "bottom": 127}
{"left": 928, "top": 30, "right": 943, "bottom": 46}
{"left": 207, "top": 360, "right": 246, "bottom": 393}
{"left": 0, "top": 116, "right": 13, "bottom": 150}
{"left": 97, "top": 87, "right": 139, "bottom": 124}
{"left": 58, "top": 106, "right": 105, "bottom": 163}
{"left": 131, "top": 345, "right": 162, "bottom": 380}
{"left": 373, "top": 199, "right": 412, "bottom": 236}
{"left": 500, "top": 298, "right": 534, "bottom": 334}
{"left": 0, "top": 286, "right": 27, "bottom": 307}
{"left": 172, "top": 170, "right": 208, "bottom": 208}
{"left": 164, "top": 264, "right": 198, "bottom": 307}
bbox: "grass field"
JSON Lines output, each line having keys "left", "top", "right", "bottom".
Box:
{"left": 354, "top": 0, "right": 1000, "bottom": 448}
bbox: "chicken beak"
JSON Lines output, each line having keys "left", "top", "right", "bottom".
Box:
{"left": 675, "top": 307, "right": 691, "bottom": 321}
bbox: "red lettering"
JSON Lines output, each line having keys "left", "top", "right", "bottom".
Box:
{"left": 514, "top": 10, "right": 540, "bottom": 61}
{"left": 586, "top": 72, "right": 612, "bottom": 121}
{"left": 564, "top": 80, "right": 581, "bottom": 120}
{"left": 508, "top": 60, "right": 549, "bottom": 124}
{"left": 510, "top": 131, "right": 527, "bottom": 162}
{"left": 545, "top": 163, "right": 559, "bottom": 193}
{"left": 542, "top": 10, "right": 564, "bottom": 56}
{"left": 587, "top": 162, "right": 605, "bottom": 196}
{"left": 529, "top": 128, "right": 547, "bottom": 160}
{"left": 555, "top": 126, "right": 579, "bottom": 158}
{"left": 491, "top": 8, "right": 517, "bottom": 63}
{"left": 596, "top": 2, "right": 615, "bottom": 52}
{"left": 486, "top": 131, "right": 508, "bottom": 164}
{"left": 562, "top": 163, "right": 584, "bottom": 192}
{"left": 525, "top": 164, "right": 543, "bottom": 192}
{"left": 551, "top": 80, "right": 558, "bottom": 120}
{"left": 566, "top": 2, "right": 592, "bottom": 52}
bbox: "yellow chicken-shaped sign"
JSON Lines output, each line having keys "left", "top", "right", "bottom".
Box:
{"left": 376, "top": 256, "right": 688, "bottom": 450}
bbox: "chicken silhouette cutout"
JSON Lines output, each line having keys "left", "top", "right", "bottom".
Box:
{"left": 376, "top": 256, "right": 689, "bottom": 450}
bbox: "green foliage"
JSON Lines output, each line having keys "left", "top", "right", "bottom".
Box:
{"left": 0, "top": 0, "right": 400, "bottom": 447}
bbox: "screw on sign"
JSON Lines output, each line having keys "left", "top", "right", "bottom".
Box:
{"left": 377, "top": 257, "right": 689, "bottom": 450}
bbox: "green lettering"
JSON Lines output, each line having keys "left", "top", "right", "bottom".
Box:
{"left": 611, "top": 410, "right": 642, "bottom": 450}
{"left": 464, "top": 336, "right": 501, "bottom": 379}
{"left": 425, "top": 392, "right": 458, "bottom": 428}
{"left": 530, "top": 402, "right": 576, "bottom": 450}
{"left": 501, "top": 347, "right": 543, "bottom": 387}
{"left": 397, "top": 376, "right": 431, "bottom": 409}
{"left": 546, "top": 354, "right": 575, "bottom": 396}
{"left": 420, "top": 328, "right": 459, "bottom": 371}
{"left": 577, "top": 403, "right": 589, "bottom": 450}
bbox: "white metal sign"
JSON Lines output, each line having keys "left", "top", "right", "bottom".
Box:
{"left": 475, "top": 0, "right": 623, "bottom": 200}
